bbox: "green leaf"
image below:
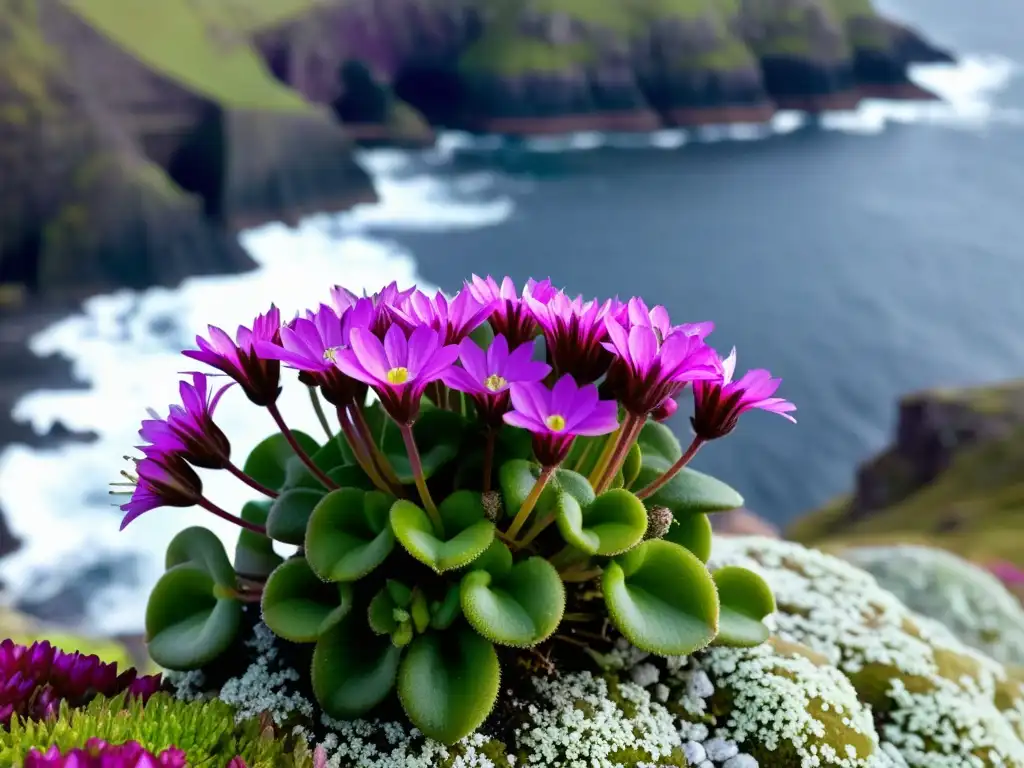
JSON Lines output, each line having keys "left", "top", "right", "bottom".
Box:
{"left": 499, "top": 459, "right": 557, "bottom": 520}
{"left": 555, "top": 489, "right": 647, "bottom": 556}
{"left": 305, "top": 488, "right": 395, "bottom": 582}
{"left": 713, "top": 565, "right": 776, "bottom": 648}
{"left": 390, "top": 492, "right": 495, "bottom": 573}
{"left": 634, "top": 461, "right": 744, "bottom": 515}
{"left": 368, "top": 588, "right": 401, "bottom": 635}
{"left": 383, "top": 409, "right": 465, "bottom": 483}
{"left": 327, "top": 464, "right": 377, "bottom": 490}
{"left": 283, "top": 437, "right": 348, "bottom": 490}
{"left": 234, "top": 500, "right": 283, "bottom": 577}
{"left": 411, "top": 590, "right": 431, "bottom": 634}
{"left": 469, "top": 539, "right": 513, "bottom": 576}
{"left": 165, "top": 526, "right": 236, "bottom": 588}
{"left": 603, "top": 539, "right": 719, "bottom": 656}
{"left": 431, "top": 584, "right": 463, "bottom": 630}
{"left": 145, "top": 565, "right": 242, "bottom": 670}
{"left": 386, "top": 579, "right": 413, "bottom": 608}
{"left": 662, "top": 511, "right": 713, "bottom": 562}
{"left": 262, "top": 557, "right": 352, "bottom": 643}
{"left": 461, "top": 557, "right": 565, "bottom": 648}
{"left": 244, "top": 431, "right": 320, "bottom": 491}
{"left": 312, "top": 617, "right": 402, "bottom": 719}
{"left": 622, "top": 441, "right": 642, "bottom": 489}
{"left": 398, "top": 626, "right": 500, "bottom": 745}
{"left": 468, "top": 321, "right": 494, "bottom": 350}
{"left": 637, "top": 420, "right": 682, "bottom": 463}
{"left": 267, "top": 488, "right": 326, "bottom": 545}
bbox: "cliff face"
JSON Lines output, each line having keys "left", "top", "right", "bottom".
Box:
{"left": 788, "top": 381, "right": 1024, "bottom": 569}
{"left": 257, "top": 0, "right": 953, "bottom": 135}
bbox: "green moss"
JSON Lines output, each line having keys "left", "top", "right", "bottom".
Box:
{"left": 64, "top": 0, "right": 316, "bottom": 112}
{"left": 461, "top": 35, "right": 597, "bottom": 75}
{"left": 0, "top": 693, "right": 316, "bottom": 767}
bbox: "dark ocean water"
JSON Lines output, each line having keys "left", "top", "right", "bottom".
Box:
{"left": 366, "top": 0, "right": 1024, "bottom": 524}
{"left": 1, "top": 0, "right": 1022, "bottom": 631}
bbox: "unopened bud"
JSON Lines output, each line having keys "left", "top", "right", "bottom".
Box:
{"left": 482, "top": 490, "right": 503, "bottom": 522}
{"left": 644, "top": 505, "right": 674, "bottom": 540}
{"left": 652, "top": 397, "right": 678, "bottom": 423}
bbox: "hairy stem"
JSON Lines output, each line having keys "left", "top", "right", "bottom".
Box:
{"left": 337, "top": 408, "right": 391, "bottom": 493}
{"left": 351, "top": 404, "right": 402, "bottom": 488}
{"left": 308, "top": 386, "right": 334, "bottom": 440}
{"left": 594, "top": 413, "right": 644, "bottom": 494}
{"left": 197, "top": 497, "right": 268, "bottom": 536}
{"left": 400, "top": 423, "right": 444, "bottom": 535}
{"left": 635, "top": 435, "right": 706, "bottom": 500}
{"left": 517, "top": 512, "right": 555, "bottom": 548}
{"left": 267, "top": 402, "right": 338, "bottom": 490}
{"left": 482, "top": 428, "right": 497, "bottom": 493}
{"left": 225, "top": 462, "right": 280, "bottom": 499}
{"left": 587, "top": 427, "right": 622, "bottom": 488}
{"left": 506, "top": 465, "right": 555, "bottom": 542}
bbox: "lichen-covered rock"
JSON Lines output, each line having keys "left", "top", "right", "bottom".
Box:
{"left": 712, "top": 537, "right": 1024, "bottom": 767}
{"left": 840, "top": 545, "right": 1024, "bottom": 666}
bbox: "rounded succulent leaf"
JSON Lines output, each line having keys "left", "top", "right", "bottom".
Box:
{"left": 305, "top": 488, "right": 395, "bottom": 582}
{"left": 146, "top": 565, "right": 242, "bottom": 670}
{"left": 461, "top": 557, "right": 565, "bottom": 648}
{"left": 165, "top": 526, "right": 236, "bottom": 588}
{"left": 468, "top": 539, "right": 514, "bottom": 576}
{"left": 283, "top": 438, "right": 347, "bottom": 490}
{"left": 383, "top": 409, "right": 465, "bottom": 483}
{"left": 267, "top": 488, "right": 327, "bottom": 545}
{"left": 327, "top": 464, "right": 376, "bottom": 490}
{"left": 312, "top": 617, "right": 402, "bottom": 719}
{"left": 635, "top": 459, "right": 744, "bottom": 515}
{"left": 262, "top": 557, "right": 353, "bottom": 643}
{"left": 662, "top": 511, "right": 713, "bottom": 562}
{"left": 602, "top": 539, "right": 719, "bottom": 656}
{"left": 244, "top": 431, "right": 320, "bottom": 491}
{"left": 638, "top": 420, "right": 682, "bottom": 463}
{"left": 554, "top": 489, "right": 647, "bottom": 556}
{"left": 397, "top": 626, "right": 500, "bottom": 745}
{"left": 431, "top": 584, "right": 463, "bottom": 630}
{"left": 622, "top": 441, "right": 643, "bottom": 489}
{"left": 712, "top": 565, "right": 776, "bottom": 648}
{"left": 499, "top": 459, "right": 558, "bottom": 520}
{"left": 234, "top": 500, "right": 284, "bottom": 577}
{"left": 390, "top": 492, "right": 495, "bottom": 573}
{"left": 368, "top": 588, "right": 401, "bottom": 635}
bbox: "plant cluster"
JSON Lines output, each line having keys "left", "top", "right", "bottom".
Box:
{"left": 0, "top": 640, "right": 160, "bottom": 728}
{"left": 114, "top": 276, "right": 794, "bottom": 744}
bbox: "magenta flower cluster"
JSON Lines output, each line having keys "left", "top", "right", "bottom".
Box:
{"left": 117, "top": 276, "right": 794, "bottom": 529}
{"left": 24, "top": 740, "right": 186, "bottom": 768}
{"left": 0, "top": 640, "right": 161, "bottom": 728}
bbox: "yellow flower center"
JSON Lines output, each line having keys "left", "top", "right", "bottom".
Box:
{"left": 386, "top": 367, "right": 410, "bottom": 385}
{"left": 545, "top": 414, "right": 567, "bottom": 432}
{"left": 484, "top": 374, "right": 508, "bottom": 392}
{"left": 322, "top": 347, "right": 339, "bottom": 363}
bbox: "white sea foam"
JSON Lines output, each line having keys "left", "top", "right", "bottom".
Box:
{"left": 0, "top": 49, "right": 1016, "bottom": 636}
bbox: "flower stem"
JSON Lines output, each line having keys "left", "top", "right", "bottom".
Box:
{"left": 560, "top": 568, "right": 603, "bottom": 583}
{"left": 594, "top": 413, "right": 644, "bottom": 494}
{"left": 506, "top": 466, "right": 555, "bottom": 542}
{"left": 482, "top": 429, "right": 497, "bottom": 493}
{"left": 266, "top": 402, "right": 338, "bottom": 490}
{"left": 337, "top": 409, "right": 391, "bottom": 494}
{"left": 517, "top": 512, "right": 555, "bottom": 548}
{"left": 225, "top": 462, "right": 279, "bottom": 499}
{"left": 308, "top": 386, "right": 334, "bottom": 440}
{"left": 197, "top": 497, "right": 268, "bottom": 536}
{"left": 571, "top": 438, "right": 597, "bottom": 474}
{"left": 587, "top": 428, "right": 622, "bottom": 488}
{"left": 351, "top": 405, "right": 402, "bottom": 488}
{"left": 400, "top": 423, "right": 444, "bottom": 536}
{"left": 635, "top": 435, "right": 705, "bottom": 500}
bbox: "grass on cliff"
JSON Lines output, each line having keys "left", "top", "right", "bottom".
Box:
{"left": 64, "top": 0, "right": 316, "bottom": 112}
{"left": 790, "top": 425, "right": 1024, "bottom": 568}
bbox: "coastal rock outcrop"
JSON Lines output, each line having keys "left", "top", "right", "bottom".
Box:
{"left": 257, "top": 0, "right": 954, "bottom": 135}
{"left": 789, "top": 380, "right": 1024, "bottom": 571}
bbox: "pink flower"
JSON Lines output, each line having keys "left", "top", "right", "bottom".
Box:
{"left": 331, "top": 281, "right": 413, "bottom": 337}
{"left": 118, "top": 447, "right": 204, "bottom": 529}
{"left": 336, "top": 325, "right": 460, "bottom": 424}
{"left": 526, "top": 291, "right": 618, "bottom": 384}
{"left": 442, "top": 335, "right": 551, "bottom": 425}
{"left": 182, "top": 306, "right": 282, "bottom": 406}
{"left": 504, "top": 375, "right": 619, "bottom": 466}
{"left": 138, "top": 373, "right": 233, "bottom": 470}
{"left": 466, "top": 275, "right": 556, "bottom": 347}
{"left": 391, "top": 289, "right": 498, "bottom": 345}
{"left": 691, "top": 348, "right": 796, "bottom": 439}
{"left": 25, "top": 740, "right": 186, "bottom": 768}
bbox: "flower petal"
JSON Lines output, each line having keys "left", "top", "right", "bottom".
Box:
{"left": 349, "top": 328, "right": 390, "bottom": 381}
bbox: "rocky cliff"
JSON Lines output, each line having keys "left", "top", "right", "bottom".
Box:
{"left": 789, "top": 380, "right": 1024, "bottom": 569}
{"left": 257, "top": 0, "right": 953, "bottom": 134}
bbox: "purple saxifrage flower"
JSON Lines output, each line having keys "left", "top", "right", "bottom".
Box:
{"left": 691, "top": 347, "right": 796, "bottom": 440}
{"left": 337, "top": 325, "right": 460, "bottom": 424}
{"left": 442, "top": 335, "right": 551, "bottom": 425}
{"left": 526, "top": 291, "right": 618, "bottom": 384}
{"left": 602, "top": 316, "right": 720, "bottom": 416}
{"left": 138, "top": 373, "right": 232, "bottom": 470}
{"left": 118, "top": 447, "right": 204, "bottom": 529}
{"left": 254, "top": 303, "right": 369, "bottom": 407}
{"left": 331, "top": 281, "right": 414, "bottom": 337}
{"left": 25, "top": 739, "right": 186, "bottom": 768}
{"left": 182, "top": 306, "right": 282, "bottom": 406}
{"left": 392, "top": 289, "right": 498, "bottom": 345}
{"left": 1, "top": 640, "right": 161, "bottom": 728}
{"left": 466, "top": 275, "right": 556, "bottom": 347}
{"left": 504, "top": 375, "right": 619, "bottom": 466}
{"left": 623, "top": 297, "right": 715, "bottom": 343}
